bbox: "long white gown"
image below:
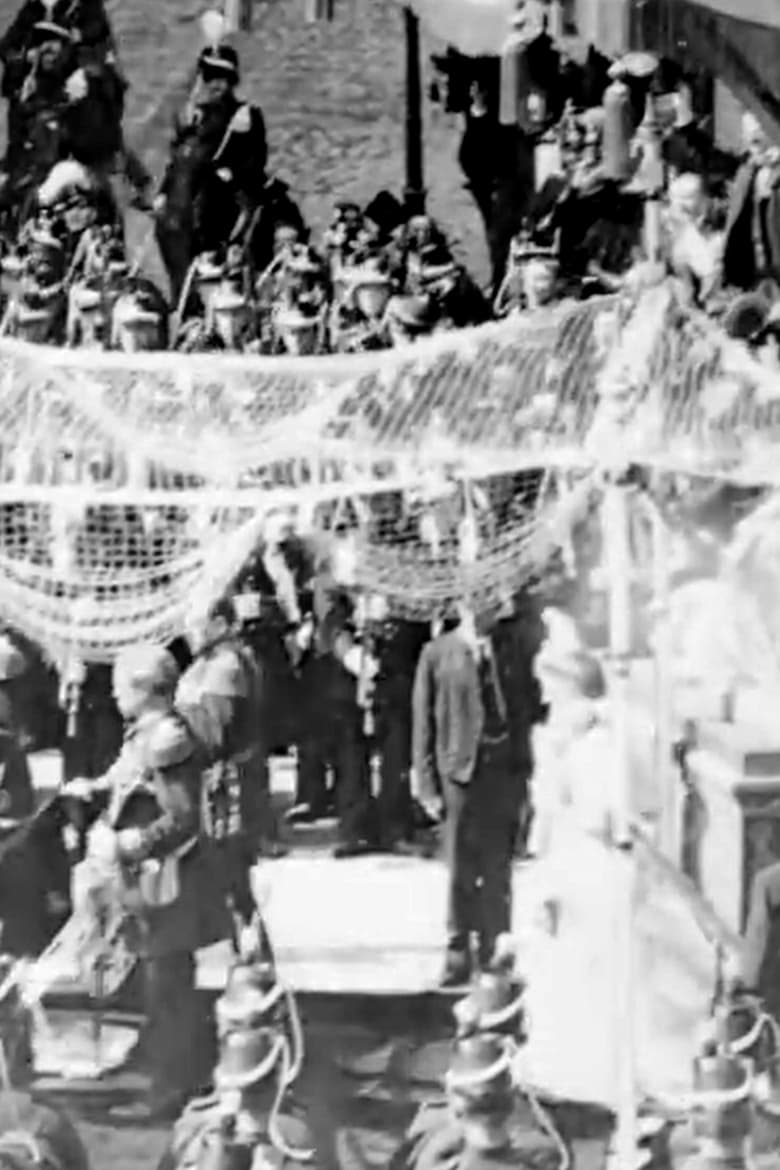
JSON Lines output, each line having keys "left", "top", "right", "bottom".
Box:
{"left": 515, "top": 712, "right": 715, "bottom": 1110}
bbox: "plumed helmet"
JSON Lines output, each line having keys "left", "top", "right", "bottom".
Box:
{"left": 38, "top": 160, "right": 93, "bottom": 209}
{"left": 215, "top": 1026, "right": 282, "bottom": 1090}
{"left": 30, "top": 19, "right": 73, "bottom": 46}
{"left": 145, "top": 715, "right": 194, "bottom": 770}
{"left": 0, "top": 636, "right": 26, "bottom": 682}
{"left": 199, "top": 42, "right": 239, "bottom": 82}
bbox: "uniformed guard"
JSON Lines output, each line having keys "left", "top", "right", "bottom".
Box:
{"left": 177, "top": 595, "right": 285, "bottom": 928}
{"left": 154, "top": 32, "right": 268, "bottom": 303}
{"left": 393, "top": 1026, "right": 567, "bottom": 1170}
{"left": 7, "top": 20, "right": 123, "bottom": 220}
{"left": 62, "top": 643, "right": 230, "bottom": 1122}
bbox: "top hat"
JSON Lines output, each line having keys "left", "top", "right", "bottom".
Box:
{"left": 199, "top": 42, "right": 239, "bottom": 81}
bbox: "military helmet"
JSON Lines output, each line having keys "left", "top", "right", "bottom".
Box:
{"left": 199, "top": 42, "right": 239, "bottom": 83}
{"left": 445, "top": 1033, "right": 514, "bottom": 1102}
{"left": 215, "top": 1026, "right": 283, "bottom": 1090}
{"left": 31, "top": 19, "right": 73, "bottom": 46}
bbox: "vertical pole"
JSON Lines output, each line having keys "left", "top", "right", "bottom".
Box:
{"left": 650, "top": 497, "right": 676, "bottom": 861}
{"left": 603, "top": 477, "right": 638, "bottom": 1170}
{"left": 403, "top": 5, "right": 426, "bottom": 215}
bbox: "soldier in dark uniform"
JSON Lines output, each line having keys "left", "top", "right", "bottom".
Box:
{"left": 63, "top": 644, "right": 230, "bottom": 1122}
{"left": 392, "top": 1027, "right": 564, "bottom": 1170}
{"left": 0, "top": 0, "right": 114, "bottom": 178}
{"left": 289, "top": 577, "right": 376, "bottom": 857}
{"left": 154, "top": 42, "right": 268, "bottom": 303}
{"left": 157, "top": 954, "right": 315, "bottom": 1170}
{"left": 177, "top": 595, "right": 284, "bottom": 930}
{"left": 4, "top": 20, "right": 123, "bottom": 219}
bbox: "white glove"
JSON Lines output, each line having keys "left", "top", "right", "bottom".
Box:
{"left": 216, "top": 167, "right": 233, "bottom": 183}
{"left": 152, "top": 194, "right": 166, "bottom": 215}
{"left": 87, "top": 820, "right": 118, "bottom": 863}
{"left": 116, "top": 828, "right": 144, "bottom": 860}
{"left": 65, "top": 68, "right": 88, "bottom": 104}
{"left": 62, "top": 776, "right": 93, "bottom": 801}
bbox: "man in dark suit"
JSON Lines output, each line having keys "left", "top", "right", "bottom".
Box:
{"left": 723, "top": 112, "right": 780, "bottom": 292}
{"left": 412, "top": 597, "right": 545, "bottom": 986}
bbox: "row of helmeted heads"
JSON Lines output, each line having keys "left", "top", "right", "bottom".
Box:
{"left": 444, "top": 934, "right": 526, "bottom": 1117}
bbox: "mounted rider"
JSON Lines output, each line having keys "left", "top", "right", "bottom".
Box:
{"left": 154, "top": 23, "right": 269, "bottom": 303}
{"left": 2, "top": 19, "right": 124, "bottom": 223}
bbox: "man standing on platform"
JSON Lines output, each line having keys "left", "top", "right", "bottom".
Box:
{"left": 177, "top": 596, "right": 285, "bottom": 915}
{"left": 412, "top": 598, "right": 543, "bottom": 987}
{"left": 63, "top": 644, "right": 229, "bottom": 1121}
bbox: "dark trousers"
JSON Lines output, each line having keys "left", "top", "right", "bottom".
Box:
{"left": 239, "top": 752, "right": 278, "bottom": 851}
{"left": 143, "top": 952, "right": 215, "bottom": 1100}
{"left": 376, "top": 709, "right": 413, "bottom": 846}
{"left": 442, "top": 745, "right": 520, "bottom": 965}
{"left": 743, "top": 862, "right": 780, "bottom": 1003}
{"left": 298, "top": 711, "right": 373, "bottom": 845}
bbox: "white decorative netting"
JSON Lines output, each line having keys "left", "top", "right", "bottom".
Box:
{"left": 0, "top": 292, "right": 615, "bottom": 662}
{"left": 2, "top": 278, "right": 780, "bottom": 664}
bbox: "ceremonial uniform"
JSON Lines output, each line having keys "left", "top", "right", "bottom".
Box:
{"left": 156, "top": 43, "right": 267, "bottom": 302}
{"left": 94, "top": 699, "right": 229, "bottom": 1113}
{"left": 177, "top": 632, "right": 268, "bottom": 918}
{"left": 396, "top": 1098, "right": 562, "bottom": 1170}
{"left": 7, "top": 26, "right": 123, "bottom": 211}
{"left": 157, "top": 1091, "right": 315, "bottom": 1170}
{"left": 0, "top": 1091, "right": 90, "bottom": 1170}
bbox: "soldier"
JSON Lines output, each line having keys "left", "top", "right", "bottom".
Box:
{"left": 157, "top": 956, "right": 315, "bottom": 1170}
{"left": 392, "top": 1026, "right": 565, "bottom": 1170}
{"left": 154, "top": 40, "right": 268, "bottom": 303}
{"left": 177, "top": 595, "right": 285, "bottom": 924}
{"left": 5, "top": 21, "right": 124, "bottom": 217}
{"left": 62, "top": 644, "right": 230, "bottom": 1121}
